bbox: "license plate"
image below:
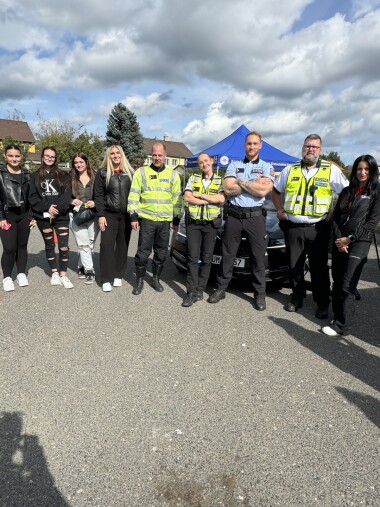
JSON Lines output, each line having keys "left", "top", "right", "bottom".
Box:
{"left": 212, "top": 255, "right": 245, "bottom": 267}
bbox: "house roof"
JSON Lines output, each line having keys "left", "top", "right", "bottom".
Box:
{"left": 144, "top": 138, "right": 193, "bottom": 158}
{"left": 0, "top": 119, "right": 36, "bottom": 143}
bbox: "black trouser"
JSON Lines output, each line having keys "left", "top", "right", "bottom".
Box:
{"left": 216, "top": 213, "right": 268, "bottom": 297}
{"left": 0, "top": 207, "right": 30, "bottom": 278}
{"left": 186, "top": 221, "right": 217, "bottom": 293}
{"left": 135, "top": 219, "right": 170, "bottom": 269}
{"left": 100, "top": 212, "right": 131, "bottom": 283}
{"left": 36, "top": 219, "right": 70, "bottom": 273}
{"left": 331, "top": 241, "right": 370, "bottom": 334}
{"left": 281, "top": 220, "right": 331, "bottom": 307}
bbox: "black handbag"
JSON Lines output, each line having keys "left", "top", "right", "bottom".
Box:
{"left": 72, "top": 206, "right": 96, "bottom": 226}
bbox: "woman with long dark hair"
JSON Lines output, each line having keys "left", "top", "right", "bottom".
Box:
{"left": 70, "top": 153, "right": 98, "bottom": 284}
{"left": 94, "top": 145, "right": 134, "bottom": 292}
{"left": 0, "top": 145, "right": 33, "bottom": 291}
{"left": 29, "top": 146, "right": 74, "bottom": 288}
{"left": 322, "top": 154, "right": 380, "bottom": 336}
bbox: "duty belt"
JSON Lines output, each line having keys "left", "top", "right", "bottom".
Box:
{"left": 228, "top": 204, "right": 263, "bottom": 219}
{"left": 190, "top": 219, "right": 212, "bottom": 225}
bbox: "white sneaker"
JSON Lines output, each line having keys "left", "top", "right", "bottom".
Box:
{"left": 102, "top": 282, "right": 112, "bottom": 292}
{"left": 321, "top": 326, "right": 338, "bottom": 337}
{"left": 60, "top": 276, "right": 74, "bottom": 289}
{"left": 51, "top": 272, "right": 61, "bottom": 286}
{"left": 113, "top": 278, "right": 122, "bottom": 287}
{"left": 17, "top": 273, "right": 29, "bottom": 287}
{"left": 321, "top": 321, "right": 342, "bottom": 337}
{"left": 3, "top": 277, "right": 15, "bottom": 292}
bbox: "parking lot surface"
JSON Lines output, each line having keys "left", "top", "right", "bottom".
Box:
{"left": 1, "top": 229, "right": 379, "bottom": 506}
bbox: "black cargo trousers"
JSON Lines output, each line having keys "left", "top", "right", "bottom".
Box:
{"left": 216, "top": 205, "right": 268, "bottom": 297}
{"left": 134, "top": 218, "right": 171, "bottom": 269}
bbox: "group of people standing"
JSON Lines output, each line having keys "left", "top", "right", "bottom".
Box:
{"left": 0, "top": 141, "right": 181, "bottom": 295}
{"left": 1, "top": 133, "right": 380, "bottom": 337}
{"left": 183, "top": 131, "right": 380, "bottom": 338}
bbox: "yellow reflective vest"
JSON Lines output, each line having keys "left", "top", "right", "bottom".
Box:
{"left": 284, "top": 161, "right": 333, "bottom": 216}
{"left": 187, "top": 174, "right": 222, "bottom": 220}
{"left": 127, "top": 165, "right": 182, "bottom": 221}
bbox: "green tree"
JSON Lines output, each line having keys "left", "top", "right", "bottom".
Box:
{"left": 322, "top": 151, "right": 346, "bottom": 169}
{"left": 105, "top": 103, "right": 146, "bottom": 168}
{"left": 36, "top": 112, "right": 105, "bottom": 170}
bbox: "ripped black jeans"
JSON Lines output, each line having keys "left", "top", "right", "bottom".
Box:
{"left": 36, "top": 219, "right": 70, "bottom": 273}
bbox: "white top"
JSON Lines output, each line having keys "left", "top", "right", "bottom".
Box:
{"left": 185, "top": 176, "right": 213, "bottom": 192}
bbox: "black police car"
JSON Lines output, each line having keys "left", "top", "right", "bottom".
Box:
{"left": 170, "top": 195, "right": 289, "bottom": 285}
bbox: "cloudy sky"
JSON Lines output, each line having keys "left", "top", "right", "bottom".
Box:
{"left": 1, "top": 0, "right": 380, "bottom": 165}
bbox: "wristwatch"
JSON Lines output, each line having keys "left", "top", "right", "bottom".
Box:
{"left": 348, "top": 234, "right": 355, "bottom": 242}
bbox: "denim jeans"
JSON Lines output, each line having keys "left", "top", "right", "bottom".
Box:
{"left": 69, "top": 213, "right": 99, "bottom": 272}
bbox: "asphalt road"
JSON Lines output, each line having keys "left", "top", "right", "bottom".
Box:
{"left": 1, "top": 228, "right": 379, "bottom": 507}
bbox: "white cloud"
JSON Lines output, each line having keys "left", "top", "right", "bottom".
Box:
{"left": 351, "top": 0, "right": 380, "bottom": 19}
{"left": 123, "top": 93, "right": 169, "bottom": 117}
{"left": 1, "top": 0, "right": 380, "bottom": 164}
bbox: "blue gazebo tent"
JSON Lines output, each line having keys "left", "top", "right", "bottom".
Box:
{"left": 185, "top": 124, "right": 299, "bottom": 172}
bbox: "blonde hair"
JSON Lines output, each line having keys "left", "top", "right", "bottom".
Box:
{"left": 101, "top": 145, "right": 134, "bottom": 186}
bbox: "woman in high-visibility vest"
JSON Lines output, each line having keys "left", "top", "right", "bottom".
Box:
{"left": 182, "top": 152, "right": 225, "bottom": 307}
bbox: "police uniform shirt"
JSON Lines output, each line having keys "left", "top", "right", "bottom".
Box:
{"left": 274, "top": 161, "right": 348, "bottom": 224}
{"left": 224, "top": 157, "right": 274, "bottom": 208}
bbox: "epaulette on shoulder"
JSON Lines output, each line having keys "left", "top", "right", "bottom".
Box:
{"left": 193, "top": 174, "right": 201, "bottom": 182}
{"left": 319, "top": 159, "right": 331, "bottom": 168}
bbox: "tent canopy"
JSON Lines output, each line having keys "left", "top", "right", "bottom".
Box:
{"left": 185, "top": 124, "right": 299, "bottom": 171}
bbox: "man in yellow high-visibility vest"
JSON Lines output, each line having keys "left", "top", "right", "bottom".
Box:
{"left": 128, "top": 141, "right": 182, "bottom": 295}
{"left": 272, "top": 134, "right": 348, "bottom": 319}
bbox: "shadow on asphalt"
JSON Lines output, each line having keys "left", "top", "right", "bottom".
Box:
{"left": 269, "top": 315, "right": 380, "bottom": 427}
{"left": 269, "top": 315, "right": 379, "bottom": 391}
{"left": 335, "top": 388, "right": 380, "bottom": 428}
{"left": 0, "top": 412, "right": 70, "bottom": 506}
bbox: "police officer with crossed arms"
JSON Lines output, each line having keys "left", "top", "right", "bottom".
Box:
{"left": 182, "top": 152, "right": 225, "bottom": 307}
{"left": 208, "top": 131, "right": 274, "bottom": 310}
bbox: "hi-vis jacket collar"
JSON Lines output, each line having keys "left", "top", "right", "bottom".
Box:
{"left": 301, "top": 158, "right": 324, "bottom": 170}
{"left": 150, "top": 163, "right": 166, "bottom": 173}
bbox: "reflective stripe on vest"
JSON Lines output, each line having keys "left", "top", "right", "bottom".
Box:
{"left": 284, "top": 161, "right": 332, "bottom": 217}
{"left": 137, "top": 166, "right": 179, "bottom": 220}
{"left": 187, "top": 174, "right": 222, "bottom": 220}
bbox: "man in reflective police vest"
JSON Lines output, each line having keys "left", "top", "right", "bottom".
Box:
{"left": 272, "top": 134, "right": 348, "bottom": 318}
{"left": 182, "top": 152, "right": 225, "bottom": 307}
{"left": 128, "top": 141, "right": 182, "bottom": 295}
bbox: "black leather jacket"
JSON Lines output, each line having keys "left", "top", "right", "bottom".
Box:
{"left": 94, "top": 169, "right": 132, "bottom": 215}
{"left": 332, "top": 185, "right": 380, "bottom": 242}
{"left": 0, "top": 165, "right": 31, "bottom": 220}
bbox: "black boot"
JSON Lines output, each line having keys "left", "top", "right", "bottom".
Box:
{"left": 152, "top": 264, "right": 164, "bottom": 292}
{"left": 132, "top": 266, "right": 146, "bottom": 295}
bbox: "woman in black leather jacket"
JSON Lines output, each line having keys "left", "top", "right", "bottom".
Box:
{"left": 322, "top": 154, "right": 380, "bottom": 336}
{"left": 0, "top": 145, "right": 32, "bottom": 292}
{"left": 94, "top": 145, "right": 134, "bottom": 292}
